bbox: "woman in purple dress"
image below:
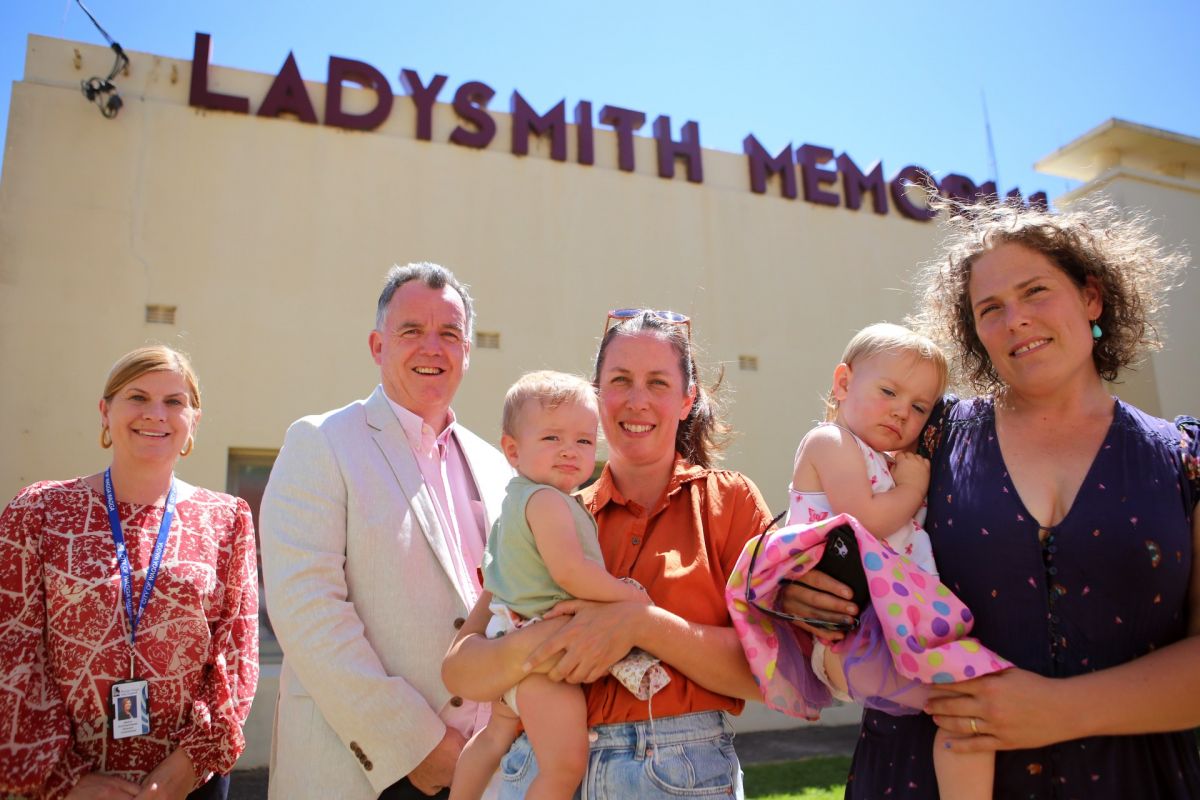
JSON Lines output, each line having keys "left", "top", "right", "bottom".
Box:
{"left": 781, "top": 200, "right": 1200, "bottom": 798}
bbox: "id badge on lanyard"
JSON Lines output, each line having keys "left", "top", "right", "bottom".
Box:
{"left": 104, "top": 468, "right": 174, "bottom": 740}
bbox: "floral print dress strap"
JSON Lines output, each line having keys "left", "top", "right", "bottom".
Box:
{"left": 1175, "top": 415, "right": 1200, "bottom": 512}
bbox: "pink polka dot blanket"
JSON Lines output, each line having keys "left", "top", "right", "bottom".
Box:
{"left": 727, "top": 512, "right": 1011, "bottom": 720}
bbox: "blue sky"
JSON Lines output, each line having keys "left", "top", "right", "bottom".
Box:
{"left": 2, "top": 1, "right": 1198, "bottom": 201}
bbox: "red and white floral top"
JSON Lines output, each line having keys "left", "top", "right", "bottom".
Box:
{"left": 0, "top": 478, "right": 259, "bottom": 798}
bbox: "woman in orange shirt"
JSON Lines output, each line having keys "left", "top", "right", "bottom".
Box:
{"left": 443, "top": 309, "right": 774, "bottom": 799}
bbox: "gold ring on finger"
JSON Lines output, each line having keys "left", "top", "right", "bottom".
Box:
{"left": 970, "top": 717, "right": 980, "bottom": 736}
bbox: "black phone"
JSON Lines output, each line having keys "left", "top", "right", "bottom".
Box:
{"left": 799, "top": 616, "right": 859, "bottom": 633}
{"left": 791, "top": 524, "right": 870, "bottom": 632}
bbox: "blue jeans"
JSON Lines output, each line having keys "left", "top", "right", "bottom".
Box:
{"left": 497, "top": 710, "right": 743, "bottom": 799}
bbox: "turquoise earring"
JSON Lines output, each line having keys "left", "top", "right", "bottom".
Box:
{"left": 1091, "top": 321, "right": 1102, "bottom": 340}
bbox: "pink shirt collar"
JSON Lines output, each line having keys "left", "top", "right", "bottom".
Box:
{"left": 385, "top": 396, "right": 457, "bottom": 457}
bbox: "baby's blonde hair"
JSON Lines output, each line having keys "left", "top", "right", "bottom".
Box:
{"left": 825, "top": 323, "right": 948, "bottom": 421}
{"left": 502, "top": 370, "right": 598, "bottom": 436}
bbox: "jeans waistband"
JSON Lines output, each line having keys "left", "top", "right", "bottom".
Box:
{"left": 587, "top": 710, "right": 732, "bottom": 752}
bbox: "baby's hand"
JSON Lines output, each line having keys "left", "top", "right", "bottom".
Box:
{"left": 891, "top": 451, "right": 931, "bottom": 492}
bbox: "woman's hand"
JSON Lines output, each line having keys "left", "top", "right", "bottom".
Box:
{"left": 530, "top": 599, "right": 643, "bottom": 684}
{"left": 776, "top": 570, "right": 858, "bottom": 642}
{"left": 133, "top": 749, "right": 197, "bottom": 800}
{"left": 926, "top": 668, "right": 1072, "bottom": 753}
{"left": 442, "top": 592, "right": 569, "bottom": 701}
{"left": 65, "top": 773, "right": 142, "bottom": 799}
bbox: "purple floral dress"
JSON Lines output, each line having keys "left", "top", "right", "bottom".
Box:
{"left": 846, "top": 396, "right": 1200, "bottom": 800}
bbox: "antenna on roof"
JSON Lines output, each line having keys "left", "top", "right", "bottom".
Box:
{"left": 981, "top": 89, "right": 1000, "bottom": 192}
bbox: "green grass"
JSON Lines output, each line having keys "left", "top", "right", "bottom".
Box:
{"left": 744, "top": 756, "right": 851, "bottom": 800}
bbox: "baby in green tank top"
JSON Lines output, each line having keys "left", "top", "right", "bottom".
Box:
{"left": 451, "top": 371, "right": 650, "bottom": 800}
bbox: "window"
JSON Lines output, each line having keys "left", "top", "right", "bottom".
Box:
{"left": 226, "top": 449, "right": 281, "bottom": 661}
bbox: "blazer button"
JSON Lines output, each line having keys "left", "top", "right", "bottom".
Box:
{"left": 453, "top": 617, "right": 466, "bottom": 630}
{"left": 450, "top": 696, "right": 464, "bottom": 707}
{"left": 364, "top": 759, "right": 373, "bottom": 771}
{"left": 350, "top": 741, "right": 361, "bottom": 754}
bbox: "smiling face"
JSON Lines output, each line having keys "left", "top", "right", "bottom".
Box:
{"left": 369, "top": 280, "right": 471, "bottom": 429}
{"left": 968, "top": 242, "right": 1102, "bottom": 395}
{"left": 596, "top": 332, "right": 696, "bottom": 473}
{"left": 502, "top": 398, "right": 599, "bottom": 494}
{"left": 833, "top": 350, "right": 940, "bottom": 453}
{"left": 100, "top": 369, "right": 200, "bottom": 467}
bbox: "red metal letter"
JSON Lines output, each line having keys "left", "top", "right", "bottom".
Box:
{"left": 797, "top": 145, "right": 839, "bottom": 207}
{"left": 325, "top": 57, "right": 394, "bottom": 131}
{"left": 511, "top": 92, "right": 567, "bottom": 161}
{"left": 890, "top": 166, "right": 937, "bottom": 221}
{"left": 744, "top": 135, "right": 797, "bottom": 198}
{"left": 450, "top": 81, "right": 496, "bottom": 149}
{"left": 257, "top": 52, "right": 317, "bottom": 123}
{"left": 575, "top": 100, "right": 594, "bottom": 166}
{"left": 838, "top": 154, "right": 887, "bottom": 214}
{"left": 653, "top": 116, "right": 703, "bottom": 183}
{"left": 599, "top": 106, "right": 646, "bottom": 172}
{"left": 400, "top": 69, "right": 448, "bottom": 141}
{"left": 188, "top": 32, "right": 249, "bottom": 114}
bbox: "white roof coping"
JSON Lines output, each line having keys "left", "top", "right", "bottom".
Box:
{"left": 1035, "top": 119, "right": 1200, "bottom": 183}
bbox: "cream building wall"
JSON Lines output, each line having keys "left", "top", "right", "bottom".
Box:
{"left": 3, "top": 36, "right": 1198, "bottom": 768}
{"left": 1, "top": 35, "right": 945, "bottom": 511}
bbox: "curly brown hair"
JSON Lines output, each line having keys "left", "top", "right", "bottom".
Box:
{"left": 909, "top": 198, "right": 1188, "bottom": 393}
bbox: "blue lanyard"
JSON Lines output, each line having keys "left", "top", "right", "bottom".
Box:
{"left": 103, "top": 468, "right": 175, "bottom": 676}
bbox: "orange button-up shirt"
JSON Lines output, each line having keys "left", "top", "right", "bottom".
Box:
{"left": 581, "top": 456, "right": 773, "bottom": 725}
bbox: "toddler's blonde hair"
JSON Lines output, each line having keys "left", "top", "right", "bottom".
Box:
{"left": 825, "top": 323, "right": 948, "bottom": 421}
{"left": 502, "top": 370, "right": 598, "bottom": 436}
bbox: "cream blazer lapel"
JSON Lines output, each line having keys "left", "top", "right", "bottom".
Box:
{"left": 363, "top": 387, "right": 473, "bottom": 609}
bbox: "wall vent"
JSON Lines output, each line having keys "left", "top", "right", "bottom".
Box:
{"left": 475, "top": 331, "right": 501, "bottom": 349}
{"left": 738, "top": 355, "right": 759, "bottom": 371}
{"left": 145, "top": 304, "right": 177, "bottom": 324}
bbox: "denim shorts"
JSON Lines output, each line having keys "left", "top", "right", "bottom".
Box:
{"left": 497, "top": 710, "right": 743, "bottom": 799}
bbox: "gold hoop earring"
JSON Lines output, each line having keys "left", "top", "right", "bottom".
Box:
{"left": 100, "top": 427, "right": 112, "bottom": 449}
{"left": 180, "top": 436, "right": 194, "bottom": 457}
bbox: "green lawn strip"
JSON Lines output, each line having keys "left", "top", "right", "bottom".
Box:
{"left": 744, "top": 755, "right": 851, "bottom": 800}
{"left": 743, "top": 733, "right": 1200, "bottom": 798}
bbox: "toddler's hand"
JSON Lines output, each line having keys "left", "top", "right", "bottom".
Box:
{"left": 891, "top": 451, "right": 930, "bottom": 492}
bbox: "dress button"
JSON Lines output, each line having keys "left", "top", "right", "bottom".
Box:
{"left": 631, "top": 537, "right": 641, "bottom": 545}
{"left": 450, "top": 696, "right": 464, "bottom": 707}
{"left": 453, "top": 617, "right": 466, "bottom": 630}
{"left": 1048, "top": 566, "right": 1058, "bottom": 576}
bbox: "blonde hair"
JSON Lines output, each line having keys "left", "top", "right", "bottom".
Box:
{"left": 103, "top": 346, "right": 201, "bottom": 409}
{"left": 502, "top": 370, "right": 597, "bottom": 436}
{"left": 825, "top": 323, "right": 948, "bottom": 421}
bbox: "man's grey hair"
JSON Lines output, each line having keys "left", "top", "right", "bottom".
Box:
{"left": 375, "top": 262, "right": 476, "bottom": 339}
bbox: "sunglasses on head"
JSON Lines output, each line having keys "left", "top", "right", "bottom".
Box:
{"left": 603, "top": 308, "right": 692, "bottom": 339}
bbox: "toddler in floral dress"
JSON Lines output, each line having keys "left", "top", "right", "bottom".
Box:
{"left": 730, "top": 324, "right": 1009, "bottom": 800}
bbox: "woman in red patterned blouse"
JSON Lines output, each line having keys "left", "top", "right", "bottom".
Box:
{"left": 0, "top": 346, "right": 259, "bottom": 800}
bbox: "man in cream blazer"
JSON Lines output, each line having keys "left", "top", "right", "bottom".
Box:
{"left": 260, "top": 263, "right": 512, "bottom": 799}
